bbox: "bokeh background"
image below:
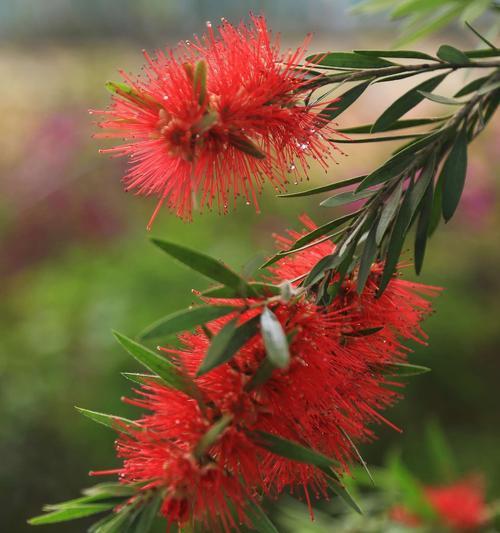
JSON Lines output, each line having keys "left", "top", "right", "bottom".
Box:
{"left": 1, "top": 1, "right": 499, "bottom": 531}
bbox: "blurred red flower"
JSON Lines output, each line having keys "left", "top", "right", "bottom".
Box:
{"left": 93, "top": 16, "right": 337, "bottom": 227}
{"left": 391, "top": 477, "right": 488, "bottom": 531}
{"left": 426, "top": 477, "right": 488, "bottom": 531}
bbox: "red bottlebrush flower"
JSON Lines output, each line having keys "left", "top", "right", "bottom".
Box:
{"left": 98, "top": 294, "right": 418, "bottom": 527}
{"left": 92, "top": 16, "right": 337, "bottom": 227}
{"left": 426, "top": 477, "right": 488, "bottom": 531}
{"left": 391, "top": 477, "right": 488, "bottom": 531}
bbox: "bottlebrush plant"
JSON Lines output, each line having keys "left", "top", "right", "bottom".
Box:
{"left": 30, "top": 9, "right": 499, "bottom": 533}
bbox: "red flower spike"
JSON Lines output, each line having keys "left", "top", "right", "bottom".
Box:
{"left": 426, "top": 477, "right": 488, "bottom": 531}
{"left": 391, "top": 477, "right": 488, "bottom": 531}
{"left": 93, "top": 16, "right": 338, "bottom": 226}
{"left": 95, "top": 217, "right": 439, "bottom": 528}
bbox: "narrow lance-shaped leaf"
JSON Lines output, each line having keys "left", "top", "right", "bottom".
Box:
{"left": 150, "top": 238, "right": 256, "bottom": 297}
{"left": 244, "top": 500, "right": 280, "bottom": 533}
{"left": 320, "top": 189, "right": 375, "bottom": 208}
{"left": 138, "top": 305, "right": 238, "bottom": 341}
{"left": 260, "top": 307, "right": 290, "bottom": 369}
{"left": 414, "top": 180, "right": 434, "bottom": 275}
{"left": 121, "top": 372, "right": 162, "bottom": 386}
{"left": 371, "top": 73, "right": 448, "bottom": 132}
{"left": 201, "top": 282, "right": 281, "bottom": 298}
{"left": 418, "top": 91, "right": 464, "bottom": 105}
{"left": 409, "top": 155, "right": 436, "bottom": 216}
{"left": 376, "top": 181, "right": 403, "bottom": 244}
{"left": 338, "top": 117, "right": 447, "bottom": 134}
{"left": 441, "top": 128, "right": 468, "bottom": 221}
{"left": 277, "top": 175, "right": 365, "bottom": 198}
{"left": 133, "top": 492, "right": 162, "bottom": 533}
{"left": 383, "top": 362, "right": 431, "bottom": 377}
{"left": 75, "top": 407, "right": 138, "bottom": 433}
{"left": 196, "top": 318, "right": 239, "bottom": 376}
{"left": 29, "top": 505, "right": 114, "bottom": 526}
{"left": 353, "top": 49, "right": 437, "bottom": 60}
{"left": 113, "top": 331, "right": 197, "bottom": 397}
{"left": 306, "top": 51, "right": 395, "bottom": 68}
{"left": 357, "top": 128, "right": 445, "bottom": 191}
{"left": 318, "top": 79, "right": 372, "bottom": 123}
{"left": 196, "top": 314, "right": 261, "bottom": 376}
{"left": 377, "top": 183, "right": 414, "bottom": 296}
{"left": 357, "top": 222, "right": 378, "bottom": 294}
{"left": 454, "top": 75, "right": 492, "bottom": 97}
{"left": 250, "top": 430, "right": 339, "bottom": 469}
{"left": 194, "top": 413, "right": 233, "bottom": 458}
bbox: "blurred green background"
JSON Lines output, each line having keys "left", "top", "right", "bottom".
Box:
{"left": 1, "top": 1, "right": 499, "bottom": 531}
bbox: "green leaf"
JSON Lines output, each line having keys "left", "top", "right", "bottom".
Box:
{"left": 277, "top": 175, "right": 365, "bottom": 198}
{"left": 151, "top": 238, "right": 256, "bottom": 296}
{"left": 323, "top": 474, "right": 363, "bottom": 514}
{"left": 418, "top": 91, "right": 464, "bottom": 105}
{"left": 384, "top": 362, "right": 431, "bottom": 376}
{"left": 29, "top": 505, "right": 113, "bottom": 525}
{"left": 113, "top": 331, "right": 196, "bottom": 396}
{"left": 245, "top": 500, "right": 280, "bottom": 533}
{"left": 344, "top": 326, "right": 384, "bottom": 337}
{"left": 319, "top": 80, "right": 372, "bottom": 122}
{"left": 201, "top": 282, "right": 281, "bottom": 298}
{"left": 93, "top": 506, "right": 134, "bottom": 533}
{"left": 409, "top": 155, "right": 436, "bottom": 216}
{"left": 83, "top": 483, "right": 138, "bottom": 498}
{"left": 441, "top": 129, "right": 468, "bottom": 221}
{"left": 306, "top": 51, "right": 395, "bottom": 68}
{"left": 320, "top": 189, "right": 375, "bottom": 208}
{"left": 377, "top": 184, "right": 413, "bottom": 296}
{"left": 196, "top": 315, "right": 261, "bottom": 375}
{"left": 121, "top": 373, "right": 162, "bottom": 385}
{"left": 133, "top": 492, "right": 161, "bottom": 533}
{"left": 250, "top": 431, "right": 339, "bottom": 469}
{"left": 464, "top": 48, "right": 500, "bottom": 58}
{"left": 261, "top": 233, "right": 339, "bottom": 269}
{"left": 454, "top": 75, "right": 492, "bottom": 97}
{"left": 75, "top": 407, "right": 137, "bottom": 432}
{"left": 353, "top": 49, "right": 436, "bottom": 60}
{"left": 138, "top": 305, "right": 237, "bottom": 341}
{"left": 376, "top": 182, "right": 404, "bottom": 244}
{"left": 339, "top": 117, "right": 446, "bottom": 134}
{"left": 196, "top": 318, "right": 239, "bottom": 376}
{"left": 304, "top": 253, "right": 341, "bottom": 287}
{"left": 437, "top": 44, "right": 470, "bottom": 64}
{"left": 340, "top": 428, "right": 374, "bottom": 484}
{"left": 372, "top": 73, "right": 448, "bottom": 132}
{"left": 428, "top": 175, "right": 443, "bottom": 236}
{"left": 260, "top": 307, "right": 290, "bottom": 369}
{"left": 281, "top": 210, "right": 362, "bottom": 253}
{"left": 334, "top": 133, "right": 422, "bottom": 144}
{"left": 194, "top": 413, "right": 233, "bottom": 458}
{"left": 464, "top": 21, "right": 498, "bottom": 51}
{"left": 357, "top": 129, "right": 445, "bottom": 191}
{"left": 414, "top": 180, "right": 434, "bottom": 275}
{"left": 228, "top": 133, "right": 266, "bottom": 159}
{"left": 357, "top": 223, "right": 378, "bottom": 294}
{"left": 245, "top": 358, "right": 275, "bottom": 390}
